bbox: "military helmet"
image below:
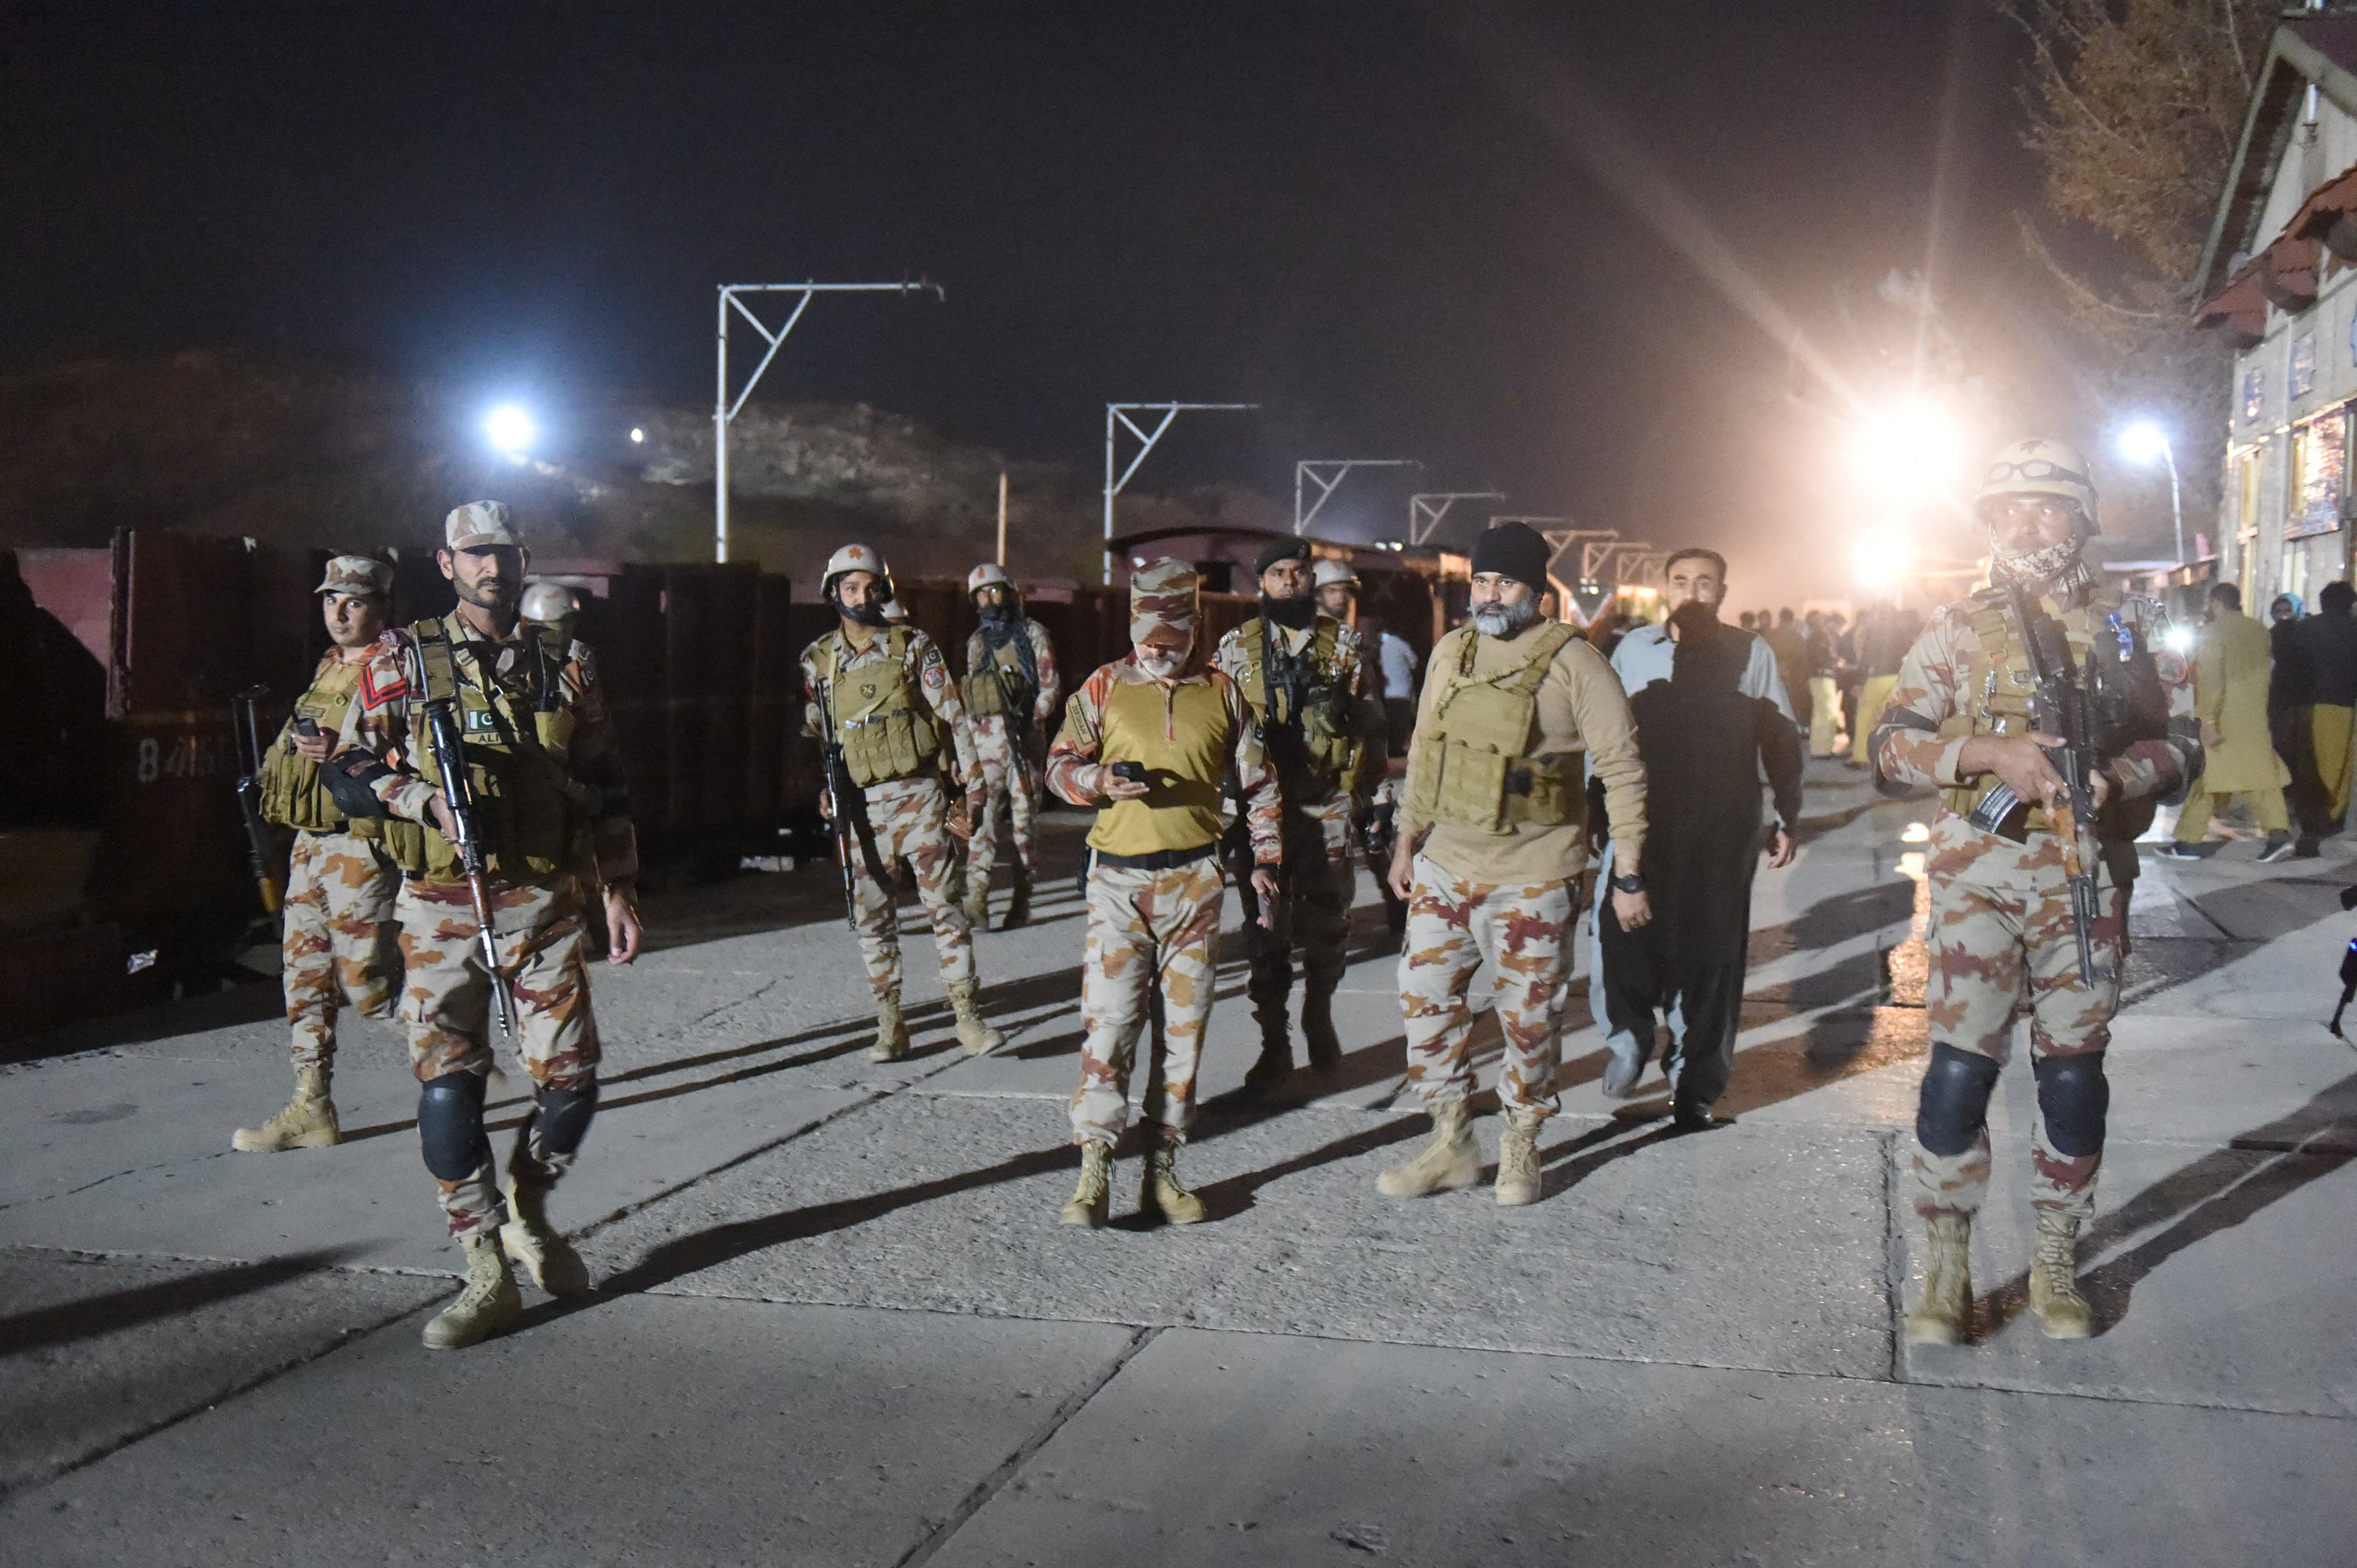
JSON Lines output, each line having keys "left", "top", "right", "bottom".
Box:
{"left": 1973, "top": 438, "right": 2100, "bottom": 535}
{"left": 822, "top": 542, "right": 891, "bottom": 599}
{"left": 967, "top": 562, "right": 1014, "bottom": 597}
{"left": 1313, "top": 559, "right": 1360, "bottom": 591}
{"left": 880, "top": 596, "right": 908, "bottom": 623}
{"left": 520, "top": 582, "right": 578, "bottom": 625}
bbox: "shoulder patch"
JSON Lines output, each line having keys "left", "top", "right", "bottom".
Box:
{"left": 358, "top": 659, "right": 411, "bottom": 709}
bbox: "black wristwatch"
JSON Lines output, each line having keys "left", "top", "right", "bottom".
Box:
{"left": 1610, "top": 871, "right": 1645, "bottom": 894}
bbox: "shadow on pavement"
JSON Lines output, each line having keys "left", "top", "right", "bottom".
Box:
{"left": 0, "top": 1244, "right": 375, "bottom": 1352}
{"left": 1965, "top": 1069, "right": 2357, "bottom": 1339}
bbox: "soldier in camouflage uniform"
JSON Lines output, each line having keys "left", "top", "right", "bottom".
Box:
{"left": 1873, "top": 440, "right": 2198, "bottom": 1344}
{"left": 1381, "top": 522, "right": 1650, "bottom": 1207}
{"left": 1215, "top": 538, "right": 1384, "bottom": 1089}
{"left": 803, "top": 544, "right": 1004, "bottom": 1062}
{"left": 1046, "top": 558, "right": 1282, "bottom": 1226}
{"left": 327, "top": 502, "right": 645, "bottom": 1350}
{"left": 960, "top": 563, "right": 1061, "bottom": 931}
{"left": 231, "top": 556, "right": 406, "bottom": 1153}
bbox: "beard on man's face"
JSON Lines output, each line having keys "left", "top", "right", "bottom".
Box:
{"left": 456, "top": 572, "right": 513, "bottom": 610}
{"left": 1469, "top": 595, "right": 1538, "bottom": 638}
{"left": 1262, "top": 591, "right": 1315, "bottom": 629}
{"left": 834, "top": 591, "right": 890, "bottom": 627}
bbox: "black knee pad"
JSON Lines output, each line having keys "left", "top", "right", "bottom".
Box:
{"left": 2033, "top": 1053, "right": 2109, "bottom": 1157}
{"left": 416, "top": 1072, "right": 490, "bottom": 1180}
{"left": 529, "top": 1076, "right": 599, "bottom": 1157}
{"left": 1916, "top": 1043, "right": 2001, "bottom": 1157}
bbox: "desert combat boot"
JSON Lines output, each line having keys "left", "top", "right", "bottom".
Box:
{"left": 231, "top": 1064, "right": 342, "bottom": 1152}
{"left": 1377, "top": 1099, "right": 1480, "bottom": 1198}
{"left": 499, "top": 1170, "right": 592, "bottom": 1297}
{"left": 2027, "top": 1210, "right": 2092, "bottom": 1339}
{"left": 999, "top": 866, "right": 1031, "bottom": 931}
{"left": 422, "top": 1230, "right": 524, "bottom": 1350}
{"left": 1904, "top": 1214, "right": 1973, "bottom": 1345}
{"left": 1138, "top": 1143, "right": 1206, "bottom": 1225}
{"left": 869, "top": 991, "right": 911, "bottom": 1063}
{"left": 1060, "top": 1141, "right": 1113, "bottom": 1228}
{"left": 949, "top": 978, "right": 1004, "bottom": 1055}
{"left": 1494, "top": 1107, "right": 1543, "bottom": 1206}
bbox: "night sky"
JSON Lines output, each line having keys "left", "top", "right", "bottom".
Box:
{"left": 3, "top": 1, "right": 2053, "bottom": 588}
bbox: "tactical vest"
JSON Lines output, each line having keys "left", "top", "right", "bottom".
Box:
{"left": 1086, "top": 676, "right": 1233, "bottom": 857}
{"left": 1407, "top": 621, "right": 1584, "bottom": 834}
{"left": 1934, "top": 588, "right": 2165, "bottom": 845}
{"left": 388, "top": 617, "right": 592, "bottom": 884}
{"left": 1232, "top": 616, "right": 1362, "bottom": 786}
{"left": 962, "top": 627, "right": 1037, "bottom": 721}
{"left": 258, "top": 656, "right": 366, "bottom": 833}
{"left": 820, "top": 628, "right": 941, "bottom": 787}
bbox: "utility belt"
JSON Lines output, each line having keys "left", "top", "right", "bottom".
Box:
{"left": 1091, "top": 842, "right": 1218, "bottom": 872}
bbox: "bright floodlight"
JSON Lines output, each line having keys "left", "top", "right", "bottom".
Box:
{"left": 2118, "top": 420, "right": 2169, "bottom": 465}
{"left": 1850, "top": 402, "right": 1960, "bottom": 499}
{"left": 482, "top": 403, "right": 537, "bottom": 459}
{"left": 1854, "top": 530, "right": 1911, "bottom": 591}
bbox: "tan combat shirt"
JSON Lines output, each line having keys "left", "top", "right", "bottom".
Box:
{"left": 1401, "top": 623, "right": 1648, "bottom": 885}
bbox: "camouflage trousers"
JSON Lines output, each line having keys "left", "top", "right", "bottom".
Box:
{"left": 965, "top": 714, "right": 1040, "bottom": 892}
{"left": 1228, "top": 804, "right": 1352, "bottom": 1023}
{"left": 1070, "top": 854, "right": 1224, "bottom": 1147}
{"left": 397, "top": 876, "right": 601, "bottom": 1237}
{"left": 1913, "top": 866, "right": 2126, "bottom": 1222}
{"left": 852, "top": 776, "right": 975, "bottom": 1000}
{"left": 1397, "top": 854, "right": 1575, "bottom": 1116}
{"left": 282, "top": 828, "right": 401, "bottom": 1071}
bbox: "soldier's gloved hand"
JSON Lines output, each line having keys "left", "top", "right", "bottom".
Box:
{"left": 603, "top": 880, "right": 644, "bottom": 965}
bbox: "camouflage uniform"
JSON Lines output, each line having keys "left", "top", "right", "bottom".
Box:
{"left": 1393, "top": 621, "right": 1648, "bottom": 1120}
{"left": 280, "top": 823, "right": 400, "bottom": 1067}
{"left": 1873, "top": 577, "right": 2195, "bottom": 1225}
{"left": 803, "top": 623, "right": 981, "bottom": 1006}
{"left": 1048, "top": 651, "right": 1280, "bottom": 1148}
{"left": 1214, "top": 612, "right": 1382, "bottom": 1070}
{"left": 338, "top": 600, "right": 637, "bottom": 1241}
{"left": 962, "top": 615, "right": 1061, "bottom": 914}
{"left": 265, "top": 644, "right": 403, "bottom": 1072}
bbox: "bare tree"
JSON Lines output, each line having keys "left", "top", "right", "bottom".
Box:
{"left": 2005, "top": 0, "right": 2276, "bottom": 541}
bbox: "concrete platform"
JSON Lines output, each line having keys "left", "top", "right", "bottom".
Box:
{"left": 7, "top": 779, "right": 2356, "bottom": 1562}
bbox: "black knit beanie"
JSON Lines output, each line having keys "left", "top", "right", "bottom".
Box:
{"left": 1470, "top": 522, "right": 1551, "bottom": 595}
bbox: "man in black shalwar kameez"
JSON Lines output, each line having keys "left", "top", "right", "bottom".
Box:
{"left": 1595, "top": 600, "right": 1803, "bottom": 1130}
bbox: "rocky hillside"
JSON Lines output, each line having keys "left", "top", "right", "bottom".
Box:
{"left": 0, "top": 354, "right": 1284, "bottom": 590}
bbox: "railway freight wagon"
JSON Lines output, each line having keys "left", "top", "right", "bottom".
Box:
{"left": 1, "top": 535, "right": 797, "bottom": 1045}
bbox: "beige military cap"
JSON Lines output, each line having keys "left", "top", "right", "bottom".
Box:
{"left": 315, "top": 555, "right": 393, "bottom": 597}
{"left": 445, "top": 500, "right": 524, "bottom": 549}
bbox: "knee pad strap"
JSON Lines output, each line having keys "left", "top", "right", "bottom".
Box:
{"left": 417, "top": 1072, "right": 490, "bottom": 1180}
{"left": 2032, "top": 1052, "right": 2109, "bottom": 1157}
{"left": 1916, "top": 1043, "right": 2001, "bottom": 1157}
{"left": 529, "top": 1076, "right": 600, "bottom": 1157}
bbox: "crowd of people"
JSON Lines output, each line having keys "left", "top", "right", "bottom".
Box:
{"left": 224, "top": 433, "right": 2222, "bottom": 1356}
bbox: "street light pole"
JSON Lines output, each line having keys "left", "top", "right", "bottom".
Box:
{"left": 2161, "top": 438, "right": 2185, "bottom": 571}
{"left": 712, "top": 279, "right": 944, "bottom": 563}
{"left": 1101, "top": 402, "right": 1257, "bottom": 583}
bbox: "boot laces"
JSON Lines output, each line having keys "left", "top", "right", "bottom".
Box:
{"left": 2033, "top": 1221, "right": 2083, "bottom": 1296}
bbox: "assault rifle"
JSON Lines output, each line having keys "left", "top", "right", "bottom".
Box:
{"left": 420, "top": 697, "right": 516, "bottom": 1040}
{"left": 1968, "top": 580, "right": 2105, "bottom": 986}
{"left": 229, "top": 687, "right": 285, "bottom": 918}
{"left": 815, "top": 678, "right": 891, "bottom": 934}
